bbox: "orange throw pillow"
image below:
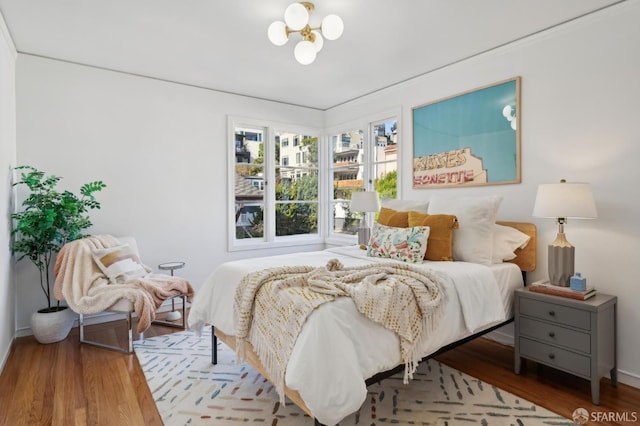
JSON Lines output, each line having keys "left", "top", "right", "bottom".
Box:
{"left": 408, "top": 211, "right": 459, "bottom": 261}
{"left": 377, "top": 207, "right": 409, "bottom": 228}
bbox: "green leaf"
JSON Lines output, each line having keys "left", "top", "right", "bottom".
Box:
{"left": 11, "top": 166, "right": 107, "bottom": 307}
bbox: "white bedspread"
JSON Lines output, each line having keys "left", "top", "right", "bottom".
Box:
{"left": 188, "top": 246, "right": 521, "bottom": 426}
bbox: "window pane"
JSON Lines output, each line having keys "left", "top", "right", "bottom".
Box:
{"left": 275, "top": 131, "right": 319, "bottom": 237}
{"left": 372, "top": 119, "right": 397, "bottom": 162}
{"left": 235, "top": 127, "right": 264, "bottom": 166}
{"left": 331, "top": 201, "right": 362, "bottom": 235}
{"left": 234, "top": 124, "right": 265, "bottom": 242}
{"left": 234, "top": 170, "right": 264, "bottom": 241}
{"left": 276, "top": 202, "right": 318, "bottom": 236}
{"left": 332, "top": 121, "right": 364, "bottom": 236}
{"left": 276, "top": 168, "right": 318, "bottom": 201}
{"left": 279, "top": 132, "right": 319, "bottom": 167}
{"left": 235, "top": 203, "right": 264, "bottom": 239}
{"left": 333, "top": 166, "right": 363, "bottom": 198}
{"left": 372, "top": 119, "right": 398, "bottom": 200}
{"left": 373, "top": 163, "right": 397, "bottom": 200}
{"left": 332, "top": 130, "right": 364, "bottom": 167}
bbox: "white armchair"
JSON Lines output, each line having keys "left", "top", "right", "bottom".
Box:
{"left": 54, "top": 235, "right": 194, "bottom": 353}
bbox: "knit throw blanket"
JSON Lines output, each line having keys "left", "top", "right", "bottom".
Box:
{"left": 234, "top": 259, "right": 445, "bottom": 403}
{"left": 53, "top": 235, "right": 194, "bottom": 333}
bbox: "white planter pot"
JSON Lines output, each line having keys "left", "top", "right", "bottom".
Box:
{"left": 30, "top": 307, "right": 75, "bottom": 344}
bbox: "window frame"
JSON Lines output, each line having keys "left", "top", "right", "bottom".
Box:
{"left": 228, "top": 116, "right": 324, "bottom": 251}
{"left": 325, "top": 108, "right": 401, "bottom": 246}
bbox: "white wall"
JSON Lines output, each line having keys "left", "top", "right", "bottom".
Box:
{"left": 14, "top": 55, "right": 324, "bottom": 335}
{"left": 0, "top": 10, "right": 17, "bottom": 372}
{"left": 326, "top": 2, "right": 640, "bottom": 387}
{"left": 11, "top": 1, "right": 639, "bottom": 389}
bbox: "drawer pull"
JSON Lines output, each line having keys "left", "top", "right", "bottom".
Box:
{"left": 548, "top": 310, "right": 556, "bottom": 317}
{"left": 548, "top": 353, "right": 556, "bottom": 360}
{"left": 548, "top": 331, "right": 555, "bottom": 338}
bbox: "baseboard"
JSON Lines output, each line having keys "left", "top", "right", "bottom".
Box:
{"left": 617, "top": 370, "right": 640, "bottom": 390}
{"left": 483, "top": 328, "right": 514, "bottom": 346}
{"left": 0, "top": 336, "right": 14, "bottom": 378}
{"left": 481, "top": 325, "right": 640, "bottom": 390}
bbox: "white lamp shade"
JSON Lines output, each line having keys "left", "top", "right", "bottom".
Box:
{"left": 284, "top": 3, "right": 309, "bottom": 31}
{"left": 294, "top": 40, "right": 316, "bottom": 65}
{"left": 321, "top": 14, "right": 344, "bottom": 40}
{"left": 350, "top": 191, "right": 380, "bottom": 213}
{"left": 532, "top": 182, "right": 597, "bottom": 219}
{"left": 267, "top": 21, "right": 289, "bottom": 46}
{"left": 311, "top": 30, "right": 324, "bottom": 52}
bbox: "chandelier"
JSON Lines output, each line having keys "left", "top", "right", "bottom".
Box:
{"left": 267, "top": 2, "right": 344, "bottom": 65}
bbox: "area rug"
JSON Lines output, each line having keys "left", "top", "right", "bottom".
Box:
{"left": 134, "top": 329, "right": 572, "bottom": 425}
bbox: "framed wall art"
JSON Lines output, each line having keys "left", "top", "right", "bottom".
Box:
{"left": 412, "top": 77, "right": 521, "bottom": 188}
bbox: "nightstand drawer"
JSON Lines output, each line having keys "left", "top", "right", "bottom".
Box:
{"left": 519, "top": 337, "right": 590, "bottom": 377}
{"left": 519, "top": 317, "right": 590, "bottom": 353}
{"left": 519, "top": 297, "right": 590, "bottom": 330}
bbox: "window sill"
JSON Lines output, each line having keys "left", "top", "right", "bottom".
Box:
{"left": 229, "top": 235, "right": 324, "bottom": 252}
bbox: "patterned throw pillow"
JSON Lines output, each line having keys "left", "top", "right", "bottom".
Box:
{"left": 367, "top": 222, "right": 430, "bottom": 263}
{"left": 92, "top": 244, "right": 148, "bottom": 282}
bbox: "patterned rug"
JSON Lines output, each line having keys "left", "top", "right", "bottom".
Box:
{"left": 134, "top": 329, "right": 571, "bottom": 425}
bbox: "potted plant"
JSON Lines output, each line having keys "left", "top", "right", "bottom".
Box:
{"left": 11, "top": 165, "right": 106, "bottom": 343}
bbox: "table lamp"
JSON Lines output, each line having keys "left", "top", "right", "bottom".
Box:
{"left": 532, "top": 179, "right": 597, "bottom": 286}
{"left": 350, "top": 191, "right": 380, "bottom": 245}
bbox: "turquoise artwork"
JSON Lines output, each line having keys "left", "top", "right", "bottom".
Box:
{"left": 412, "top": 77, "right": 521, "bottom": 188}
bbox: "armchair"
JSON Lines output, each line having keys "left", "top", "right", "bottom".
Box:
{"left": 53, "top": 235, "right": 194, "bottom": 353}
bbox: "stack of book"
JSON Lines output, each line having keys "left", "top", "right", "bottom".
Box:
{"left": 528, "top": 280, "right": 596, "bottom": 300}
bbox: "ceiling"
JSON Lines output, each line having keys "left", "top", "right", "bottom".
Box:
{"left": 0, "top": 0, "right": 624, "bottom": 110}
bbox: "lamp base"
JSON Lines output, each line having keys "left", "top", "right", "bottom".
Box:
{"left": 358, "top": 226, "right": 370, "bottom": 246}
{"left": 548, "top": 244, "right": 574, "bottom": 287}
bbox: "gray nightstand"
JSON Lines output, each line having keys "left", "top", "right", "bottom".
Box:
{"left": 514, "top": 288, "right": 617, "bottom": 405}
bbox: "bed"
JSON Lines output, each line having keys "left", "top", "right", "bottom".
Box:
{"left": 188, "top": 214, "right": 536, "bottom": 426}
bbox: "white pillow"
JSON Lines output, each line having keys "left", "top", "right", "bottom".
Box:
{"left": 492, "top": 224, "right": 531, "bottom": 263}
{"left": 381, "top": 198, "right": 429, "bottom": 213}
{"left": 92, "top": 244, "right": 148, "bottom": 283}
{"left": 427, "top": 195, "right": 502, "bottom": 265}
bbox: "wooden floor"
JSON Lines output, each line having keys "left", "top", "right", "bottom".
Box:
{"left": 1, "top": 316, "right": 638, "bottom": 425}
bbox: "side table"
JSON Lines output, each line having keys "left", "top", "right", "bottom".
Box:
{"left": 158, "top": 261, "right": 186, "bottom": 321}
{"left": 514, "top": 287, "right": 617, "bottom": 405}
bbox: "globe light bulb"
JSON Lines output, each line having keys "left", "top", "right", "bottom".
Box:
{"left": 321, "top": 14, "right": 344, "bottom": 40}
{"left": 284, "top": 3, "right": 309, "bottom": 31}
{"left": 267, "top": 21, "right": 289, "bottom": 46}
{"left": 312, "top": 30, "right": 324, "bottom": 52}
{"left": 294, "top": 40, "right": 317, "bottom": 65}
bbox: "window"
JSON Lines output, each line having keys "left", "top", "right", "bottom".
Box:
{"left": 372, "top": 118, "right": 398, "bottom": 201}
{"left": 330, "top": 128, "right": 365, "bottom": 236}
{"left": 232, "top": 124, "right": 266, "bottom": 242}
{"left": 328, "top": 113, "right": 399, "bottom": 240}
{"left": 229, "top": 117, "right": 321, "bottom": 250}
